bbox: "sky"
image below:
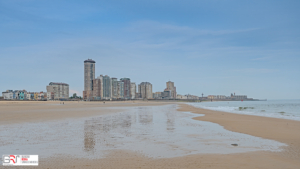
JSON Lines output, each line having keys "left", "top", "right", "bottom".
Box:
{"left": 0, "top": 0, "right": 299, "bottom": 99}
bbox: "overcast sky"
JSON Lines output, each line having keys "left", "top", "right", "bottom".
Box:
{"left": 0, "top": 0, "right": 299, "bottom": 99}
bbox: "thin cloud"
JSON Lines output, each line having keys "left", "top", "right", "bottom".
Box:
{"left": 126, "top": 20, "right": 260, "bottom": 36}
{"left": 252, "top": 56, "right": 273, "bottom": 61}
{"left": 234, "top": 68, "right": 277, "bottom": 73}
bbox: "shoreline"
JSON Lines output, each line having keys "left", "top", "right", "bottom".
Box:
{"left": 185, "top": 101, "right": 300, "bottom": 122}
{"left": 177, "top": 104, "right": 300, "bottom": 160}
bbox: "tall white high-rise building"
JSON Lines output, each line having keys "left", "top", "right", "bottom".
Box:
{"left": 102, "top": 75, "right": 111, "bottom": 99}
{"left": 117, "top": 81, "right": 124, "bottom": 99}
{"left": 130, "top": 82, "right": 136, "bottom": 99}
{"left": 111, "top": 78, "right": 118, "bottom": 99}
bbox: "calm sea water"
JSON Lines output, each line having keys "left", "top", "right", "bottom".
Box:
{"left": 188, "top": 100, "right": 300, "bottom": 121}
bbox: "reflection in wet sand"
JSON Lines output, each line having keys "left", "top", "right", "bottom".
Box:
{"left": 84, "top": 120, "right": 96, "bottom": 152}
{"left": 166, "top": 111, "right": 175, "bottom": 132}
{"left": 79, "top": 105, "right": 286, "bottom": 158}
{"left": 0, "top": 105, "right": 286, "bottom": 159}
{"left": 138, "top": 108, "right": 153, "bottom": 125}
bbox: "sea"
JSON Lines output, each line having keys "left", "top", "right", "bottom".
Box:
{"left": 187, "top": 99, "right": 300, "bottom": 121}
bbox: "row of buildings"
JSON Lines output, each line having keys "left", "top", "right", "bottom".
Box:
{"left": 175, "top": 93, "right": 249, "bottom": 101}
{"left": 152, "top": 81, "right": 177, "bottom": 99}
{"left": 82, "top": 59, "right": 251, "bottom": 101}
{"left": 176, "top": 94, "right": 200, "bottom": 100}
{"left": 83, "top": 59, "right": 154, "bottom": 100}
{"left": 2, "top": 90, "right": 48, "bottom": 100}
{"left": 207, "top": 93, "right": 249, "bottom": 100}
{"left": 1, "top": 59, "right": 250, "bottom": 101}
{"left": 2, "top": 82, "right": 69, "bottom": 101}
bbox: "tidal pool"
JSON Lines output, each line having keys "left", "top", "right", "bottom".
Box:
{"left": 0, "top": 104, "right": 286, "bottom": 159}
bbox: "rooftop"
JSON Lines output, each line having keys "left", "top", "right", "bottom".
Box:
{"left": 120, "top": 78, "right": 130, "bottom": 80}
{"left": 49, "top": 82, "right": 69, "bottom": 86}
{"left": 140, "top": 82, "right": 152, "bottom": 85}
{"left": 84, "top": 59, "right": 96, "bottom": 63}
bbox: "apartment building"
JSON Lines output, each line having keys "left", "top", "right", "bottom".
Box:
{"left": 46, "top": 82, "right": 69, "bottom": 100}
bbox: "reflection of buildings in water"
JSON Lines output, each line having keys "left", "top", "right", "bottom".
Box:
{"left": 84, "top": 120, "right": 96, "bottom": 152}
{"left": 138, "top": 109, "right": 153, "bottom": 125}
{"left": 108, "top": 113, "right": 132, "bottom": 130}
{"left": 84, "top": 117, "right": 108, "bottom": 152}
{"left": 83, "top": 113, "right": 134, "bottom": 152}
{"left": 115, "top": 113, "right": 133, "bottom": 137}
{"left": 165, "top": 111, "right": 175, "bottom": 132}
{"left": 120, "top": 114, "right": 132, "bottom": 128}
{"left": 102, "top": 116, "right": 112, "bottom": 133}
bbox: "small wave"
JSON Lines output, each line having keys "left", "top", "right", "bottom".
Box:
{"left": 278, "top": 111, "right": 285, "bottom": 115}
{"left": 187, "top": 102, "right": 300, "bottom": 121}
{"left": 238, "top": 107, "right": 255, "bottom": 111}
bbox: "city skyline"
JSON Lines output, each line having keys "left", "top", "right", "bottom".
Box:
{"left": 83, "top": 58, "right": 153, "bottom": 100}
{"left": 0, "top": 0, "right": 299, "bottom": 99}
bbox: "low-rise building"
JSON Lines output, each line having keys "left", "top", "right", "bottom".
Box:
{"left": 25, "top": 92, "right": 33, "bottom": 100}
{"left": 34, "top": 92, "right": 39, "bottom": 100}
{"left": 26, "top": 93, "right": 31, "bottom": 100}
{"left": 44, "top": 92, "right": 47, "bottom": 100}
{"left": 186, "top": 94, "right": 199, "bottom": 100}
{"left": 10, "top": 90, "right": 27, "bottom": 100}
{"left": 46, "top": 82, "right": 69, "bottom": 100}
{"left": 207, "top": 95, "right": 215, "bottom": 99}
{"left": 19, "top": 91, "right": 25, "bottom": 100}
{"left": 2, "top": 90, "right": 13, "bottom": 100}
{"left": 208, "top": 95, "right": 226, "bottom": 100}
{"left": 153, "top": 92, "right": 162, "bottom": 99}
{"left": 231, "top": 93, "right": 247, "bottom": 100}
{"left": 176, "top": 94, "right": 187, "bottom": 99}
{"left": 216, "top": 95, "right": 226, "bottom": 99}
{"left": 13, "top": 90, "right": 19, "bottom": 100}
{"left": 38, "top": 92, "right": 45, "bottom": 100}
{"left": 47, "top": 92, "right": 54, "bottom": 100}
{"left": 161, "top": 90, "right": 171, "bottom": 99}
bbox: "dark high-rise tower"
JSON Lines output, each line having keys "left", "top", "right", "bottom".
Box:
{"left": 120, "top": 78, "right": 131, "bottom": 99}
{"left": 83, "top": 59, "right": 95, "bottom": 99}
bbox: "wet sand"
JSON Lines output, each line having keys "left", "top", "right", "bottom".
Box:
{"left": 0, "top": 101, "right": 299, "bottom": 168}
{"left": 0, "top": 101, "right": 169, "bottom": 125}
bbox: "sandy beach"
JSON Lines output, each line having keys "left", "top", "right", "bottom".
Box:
{"left": 0, "top": 101, "right": 169, "bottom": 125}
{"left": 0, "top": 101, "right": 299, "bottom": 168}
